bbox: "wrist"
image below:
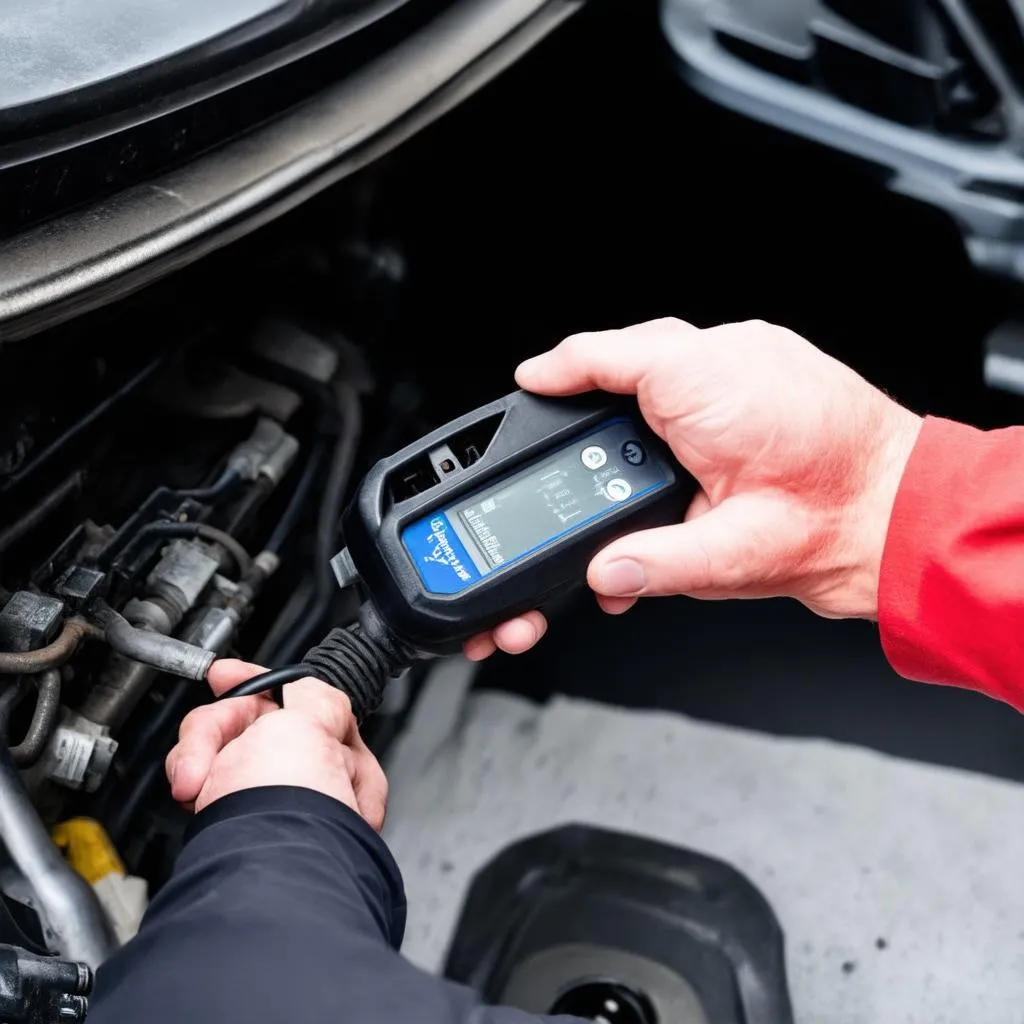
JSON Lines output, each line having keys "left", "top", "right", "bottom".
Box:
{"left": 842, "top": 402, "right": 922, "bottom": 620}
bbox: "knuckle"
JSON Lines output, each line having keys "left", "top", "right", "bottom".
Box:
{"left": 716, "top": 317, "right": 769, "bottom": 338}
{"left": 327, "top": 686, "right": 354, "bottom": 717}
{"left": 734, "top": 318, "right": 792, "bottom": 345}
{"left": 178, "top": 706, "right": 206, "bottom": 739}
{"left": 559, "top": 331, "right": 595, "bottom": 361}
{"left": 648, "top": 316, "right": 686, "bottom": 332}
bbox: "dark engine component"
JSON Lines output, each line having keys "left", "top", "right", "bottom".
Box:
{"left": 0, "top": 944, "right": 92, "bottom": 1024}
{"left": 445, "top": 825, "right": 794, "bottom": 1024}
{"left": 0, "top": 314, "right": 376, "bottom": 977}
{"left": 660, "top": 0, "right": 1024, "bottom": 282}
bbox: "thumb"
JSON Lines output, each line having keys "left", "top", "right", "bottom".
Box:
{"left": 515, "top": 319, "right": 699, "bottom": 396}
{"left": 587, "top": 497, "right": 780, "bottom": 599}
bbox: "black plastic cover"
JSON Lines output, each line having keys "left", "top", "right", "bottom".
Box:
{"left": 342, "top": 392, "right": 694, "bottom": 654}
{"left": 445, "top": 825, "right": 794, "bottom": 1024}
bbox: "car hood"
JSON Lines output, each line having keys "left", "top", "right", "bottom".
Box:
{"left": 0, "top": 0, "right": 402, "bottom": 140}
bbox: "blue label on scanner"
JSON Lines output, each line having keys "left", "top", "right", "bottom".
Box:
{"left": 401, "top": 512, "right": 482, "bottom": 595}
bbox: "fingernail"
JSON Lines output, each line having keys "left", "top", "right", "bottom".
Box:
{"left": 597, "top": 559, "right": 646, "bottom": 596}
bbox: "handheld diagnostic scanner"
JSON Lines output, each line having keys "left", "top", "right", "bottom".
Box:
{"left": 217, "top": 391, "right": 696, "bottom": 717}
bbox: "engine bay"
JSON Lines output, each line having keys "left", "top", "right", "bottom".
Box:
{"left": 3, "top": 1, "right": 1024, "bottom": 1020}
{"left": 0, "top": 319, "right": 372, "bottom": 953}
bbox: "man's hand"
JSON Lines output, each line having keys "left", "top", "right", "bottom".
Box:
{"left": 165, "top": 660, "right": 388, "bottom": 830}
{"left": 465, "top": 318, "right": 921, "bottom": 660}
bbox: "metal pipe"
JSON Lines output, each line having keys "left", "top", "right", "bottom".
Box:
{"left": 0, "top": 619, "right": 98, "bottom": 675}
{"left": 97, "top": 607, "right": 214, "bottom": 682}
{"left": 10, "top": 670, "right": 61, "bottom": 768}
{"left": 0, "top": 687, "right": 116, "bottom": 968}
{"left": 77, "top": 657, "right": 155, "bottom": 733}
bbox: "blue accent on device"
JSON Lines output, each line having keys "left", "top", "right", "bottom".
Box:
{"left": 401, "top": 511, "right": 483, "bottom": 596}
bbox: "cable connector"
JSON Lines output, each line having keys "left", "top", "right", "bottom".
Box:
{"left": 301, "top": 624, "right": 408, "bottom": 722}
{"left": 214, "top": 603, "right": 415, "bottom": 722}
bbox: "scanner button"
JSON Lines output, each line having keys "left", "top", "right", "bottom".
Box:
{"left": 605, "top": 478, "right": 632, "bottom": 502}
{"left": 581, "top": 445, "right": 608, "bottom": 470}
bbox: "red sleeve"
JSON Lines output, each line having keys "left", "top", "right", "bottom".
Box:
{"left": 879, "top": 416, "right": 1024, "bottom": 710}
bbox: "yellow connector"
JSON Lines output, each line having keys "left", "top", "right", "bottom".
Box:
{"left": 51, "top": 819, "right": 125, "bottom": 885}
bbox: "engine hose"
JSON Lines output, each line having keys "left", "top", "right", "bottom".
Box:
{"left": 171, "top": 466, "right": 240, "bottom": 502}
{"left": 97, "top": 607, "right": 215, "bottom": 682}
{"left": 0, "top": 618, "right": 99, "bottom": 675}
{"left": 217, "top": 622, "right": 410, "bottom": 723}
{"left": 10, "top": 670, "right": 61, "bottom": 768}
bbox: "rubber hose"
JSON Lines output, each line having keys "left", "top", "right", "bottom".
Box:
{"left": 11, "top": 670, "right": 61, "bottom": 768}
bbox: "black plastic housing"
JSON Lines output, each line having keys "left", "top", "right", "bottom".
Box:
{"left": 342, "top": 391, "right": 695, "bottom": 654}
{"left": 445, "top": 825, "right": 794, "bottom": 1023}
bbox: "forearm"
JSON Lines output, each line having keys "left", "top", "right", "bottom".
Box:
{"left": 880, "top": 416, "right": 1024, "bottom": 708}
{"left": 87, "top": 787, "right": 562, "bottom": 1024}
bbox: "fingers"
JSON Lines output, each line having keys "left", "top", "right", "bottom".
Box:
{"left": 463, "top": 633, "right": 496, "bottom": 662}
{"left": 210, "top": 661, "right": 355, "bottom": 738}
{"left": 207, "top": 658, "right": 272, "bottom": 697}
{"left": 463, "top": 612, "right": 548, "bottom": 661}
{"left": 596, "top": 594, "right": 637, "bottom": 615}
{"left": 515, "top": 318, "right": 698, "bottom": 396}
{"left": 587, "top": 499, "right": 774, "bottom": 599}
{"left": 211, "top": 661, "right": 355, "bottom": 737}
{"left": 590, "top": 492, "right": 713, "bottom": 614}
{"left": 173, "top": 662, "right": 353, "bottom": 803}
{"left": 494, "top": 611, "right": 547, "bottom": 654}
{"left": 181, "top": 659, "right": 388, "bottom": 829}
{"left": 168, "top": 696, "right": 272, "bottom": 803}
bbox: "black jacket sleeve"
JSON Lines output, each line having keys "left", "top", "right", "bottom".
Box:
{"left": 87, "top": 786, "right": 567, "bottom": 1024}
